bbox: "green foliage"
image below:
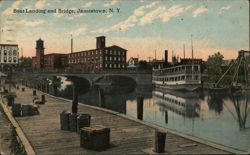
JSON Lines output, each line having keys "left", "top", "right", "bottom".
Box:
{"left": 19, "top": 57, "right": 32, "bottom": 68}
{"left": 206, "top": 52, "right": 224, "bottom": 82}
{"left": 138, "top": 60, "right": 152, "bottom": 70}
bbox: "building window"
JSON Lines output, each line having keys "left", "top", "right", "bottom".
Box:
{"left": 114, "top": 57, "right": 116, "bottom": 61}
{"left": 4, "top": 50, "right": 7, "bottom": 55}
{"left": 105, "top": 56, "right": 107, "bottom": 61}
{"left": 109, "top": 64, "right": 112, "bottom": 68}
{"left": 9, "top": 57, "right": 12, "bottom": 62}
{"left": 118, "top": 51, "right": 120, "bottom": 55}
{"left": 13, "top": 50, "right": 17, "bottom": 56}
{"left": 105, "top": 64, "right": 108, "bottom": 68}
{"left": 122, "top": 58, "right": 124, "bottom": 61}
{"left": 114, "top": 64, "right": 116, "bottom": 68}
{"left": 99, "top": 50, "right": 102, "bottom": 54}
{"left": 118, "top": 57, "right": 120, "bottom": 61}
{"left": 118, "top": 64, "right": 120, "bottom": 68}
{"left": 110, "top": 50, "right": 112, "bottom": 55}
{"left": 105, "top": 50, "right": 108, "bottom": 54}
{"left": 110, "top": 57, "right": 112, "bottom": 61}
{"left": 114, "top": 50, "right": 116, "bottom": 55}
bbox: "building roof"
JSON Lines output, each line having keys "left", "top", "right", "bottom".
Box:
{"left": 71, "top": 45, "right": 127, "bottom": 54}
{"left": 45, "top": 53, "right": 68, "bottom": 56}
{"left": 128, "top": 57, "right": 139, "bottom": 61}
{"left": 0, "top": 44, "right": 18, "bottom": 46}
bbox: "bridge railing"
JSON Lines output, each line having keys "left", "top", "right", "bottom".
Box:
{"left": 12, "top": 68, "right": 152, "bottom": 74}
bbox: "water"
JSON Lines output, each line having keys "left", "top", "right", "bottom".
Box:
{"left": 50, "top": 76, "right": 250, "bottom": 152}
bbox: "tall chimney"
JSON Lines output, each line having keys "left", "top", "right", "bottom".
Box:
{"left": 96, "top": 36, "right": 106, "bottom": 49}
{"left": 164, "top": 49, "right": 168, "bottom": 64}
{"left": 71, "top": 34, "right": 73, "bottom": 53}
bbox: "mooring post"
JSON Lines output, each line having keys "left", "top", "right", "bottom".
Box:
{"left": 72, "top": 84, "right": 78, "bottom": 114}
{"left": 165, "top": 110, "right": 168, "bottom": 124}
{"left": 41, "top": 94, "right": 45, "bottom": 104}
{"left": 137, "top": 96, "right": 144, "bottom": 120}
{"left": 33, "top": 90, "right": 36, "bottom": 96}
{"left": 153, "top": 130, "right": 167, "bottom": 153}
{"left": 47, "top": 83, "right": 50, "bottom": 93}
{"left": 98, "top": 88, "right": 105, "bottom": 108}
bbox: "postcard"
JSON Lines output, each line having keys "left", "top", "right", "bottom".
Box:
{"left": 0, "top": 0, "right": 249, "bottom": 154}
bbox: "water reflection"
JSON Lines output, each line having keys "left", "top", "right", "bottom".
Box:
{"left": 43, "top": 76, "right": 250, "bottom": 151}
{"left": 229, "top": 89, "right": 250, "bottom": 129}
{"left": 153, "top": 90, "right": 200, "bottom": 118}
{"left": 207, "top": 90, "right": 225, "bottom": 114}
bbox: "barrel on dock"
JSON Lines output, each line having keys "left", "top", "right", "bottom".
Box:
{"left": 7, "top": 96, "right": 15, "bottom": 106}
{"left": 12, "top": 104, "right": 21, "bottom": 117}
{"left": 33, "top": 90, "right": 36, "bottom": 96}
{"left": 80, "top": 125, "right": 110, "bottom": 150}
{"left": 77, "top": 114, "right": 91, "bottom": 133}
{"left": 153, "top": 130, "right": 167, "bottom": 153}
{"left": 69, "top": 113, "right": 79, "bottom": 132}
{"left": 41, "top": 94, "right": 45, "bottom": 104}
{"left": 60, "top": 111, "right": 70, "bottom": 131}
{"left": 21, "top": 105, "right": 31, "bottom": 116}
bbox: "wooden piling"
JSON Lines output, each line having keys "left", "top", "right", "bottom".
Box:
{"left": 153, "top": 130, "right": 167, "bottom": 153}
{"left": 72, "top": 84, "right": 78, "bottom": 114}
{"left": 41, "top": 94, "right": 45, "bottom": 104}
{"left": 165, "top": 111, "right": 168, "bottom": 124}
{"left": 137, "top": 96, "right": 144, "bottom": 120}
{"left": 98, "top": 88, "right": 105, "bottom": 108}
{"left": 33, "top": 90, "right": 36, "bottom": 96}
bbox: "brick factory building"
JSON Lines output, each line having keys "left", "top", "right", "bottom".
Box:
{"left": 32, "top": 38, "right": 68, "bottom": 70}
{"left": 44, "top": 53, "right": 68, "bottom": 70}
{"left": 68, "top": 36, "right": 127, "bottom": 71}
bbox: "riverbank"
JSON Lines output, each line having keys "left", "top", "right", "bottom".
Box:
{"left": 0, "top": 86, "right": 247, "bottom": 154}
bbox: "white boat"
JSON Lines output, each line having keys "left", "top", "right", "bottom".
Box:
{"left": 152, "top": 59, "right": 202, "bottom": 91}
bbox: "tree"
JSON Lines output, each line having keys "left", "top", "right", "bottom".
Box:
{"left": 19, "top": 57, "right": 32, "bottom": 68}
{"left": 138, "top": 60, "right": 152, "bottom": 70}
{"left": 206, "top": 52, "right": 224, "bottom": 82}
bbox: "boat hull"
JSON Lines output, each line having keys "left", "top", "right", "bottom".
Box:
{"left": 154, "top": 83, "right": 200, "bottom": 91}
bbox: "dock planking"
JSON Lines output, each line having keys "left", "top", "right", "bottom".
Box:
{"left": 5, "top": 86, "right": 233, "bottom": 154}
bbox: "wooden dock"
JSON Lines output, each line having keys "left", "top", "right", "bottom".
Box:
{"left": 1, "top": 86, "right": 244, "bottom": 154}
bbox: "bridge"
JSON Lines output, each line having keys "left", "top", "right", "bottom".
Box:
{"left": 13, "top": 70, "right": 152, "bottom": 86}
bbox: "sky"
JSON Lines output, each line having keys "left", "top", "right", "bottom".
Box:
{"left": 0, "top": 0, "right": 249, "bottom": 61}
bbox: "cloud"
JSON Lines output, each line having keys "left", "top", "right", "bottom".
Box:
{"left": 219, "top": 5, "right": 231, "bottom": 14}
{"left": 2, "top": 1, "right": 22, "bottom": 16}
{"left": 140, "top": 5, "right": 191, "bottom": 25}
{"left": 93, "top": 1, "right": 159, "bottom": 33}
{"left": 35, "top": 0, "right": 46, "bottom": 9}
{"left": 134, "top": 1, "right": 159, "bottom": 16}
{"left": 14, "top": 19, "right": 45, "bottom": 27}
{"left": 82, "top": 2, "right": 93, "bottom": 8}
{"left": 193, "top": 6, "right": 208, "bottom": 17}
{"left": 69, "top": 27, "right": 87, "bottom": 37}
{"left": 104, "top": 0, "right": 117, "bottom": 7}
{"left": 140, "top": 6, "right": 165, "bottom": 25}
{"left": 93, "top": 3, "right": 190, "bottom": 33}
{"left": 160, "top": 5, "right": 188, "bottom": 22}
